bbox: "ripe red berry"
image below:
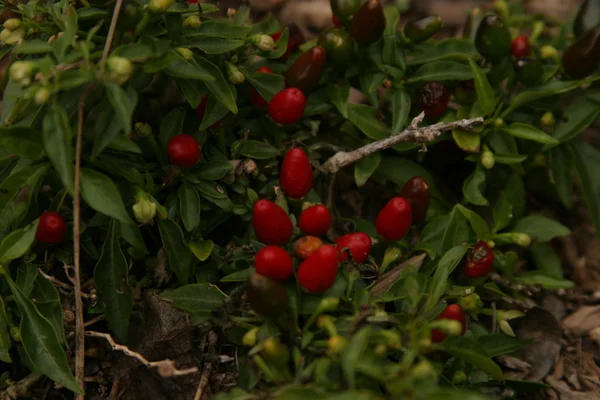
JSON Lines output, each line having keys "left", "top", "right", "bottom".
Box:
{"left": 268, "top": 88, "right": 306, "bottom": 125}
{"left": 36, "top": 211, "right": 67, "bottom": 245}
{"left": 464, "top": 240, "right": 494, "bottom": 278}
{"left": 280, "top": 148, "right": 313, "bottom": 199}
{"left": 335, "top": 232, "right": 372, "bottom": 264}
{"left": 418, "top": 82, "right": 450, "bottom": 118}
{"left": 298, "top": 204, "right": 332, "bottom": 236}
{"left": 166, "top": 134, "right": 201, "bottom": 168}
{"left": 252, "top": 199, "right": 293, "bottom": 245}
{"left": 250, "top": 66, "right": 273, "bottom": 110}
{"left": 293, "top": 235, "right": 324, "bottom": 260}
{"left": 195, "top": 96, "right": 222, "bottom": 129}
{"left": 510, "top": 35, "right": 531, "bottom": 58}
{"left": 430, "top": 304, "right": 467, "bottom": 343}
{"left": 376, "top": 197, "right": 412, "bottom": 241}
{"left": 400, "top": 176, "right": 430, "bottom": 225}
{"left": 254, "top": 245, "right": 293, "bottom": 282}
{"left": 297, "top": 245, "right": 339, "bottom": 293}
{"left": 187, "top": 0, "right": 198, "bottom": 3}
{"left": 332, "top": 14, "right": 342, "bottom": 27}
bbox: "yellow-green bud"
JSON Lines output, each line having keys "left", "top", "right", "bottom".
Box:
{"left": 301, "top": 201, "right": 315, "bottom": 211}
{"left": 34, "top": 87, "right": 50, "bottom": 105}
{"left": 540, "top": 45, "right": 558, "bottom": 60}
{"left": 494, "top": 118, "right": 504, "bottom": 128}
{"left": 374, "top": 344, "right": 387, "bottom": 356}
{"left": 510, "top": 232, "right": 531, "bottom": 247}
{"left": 147, "top": 0, "right": 175, "bottom": 14}
{"left": 184, "top": 15, "right": 201, "bottom": 28}
{"left": 176, "top": 47, "right": 194, "bottom": 61}
{"left": 262, "top": 337, "right": 289, "bottom": 366}
{"left": 457, "top": 293, "right": 483, "bottom": 312}
{"left": 132, "top": 198, "right": 157, "bottom": 224}
{"left": 4, "top": 18, "right": 20, "bottom": 31}
{"left": 541, "top": 112, "right": 555, "bottom": 129}
{"left": 9, "top": 61, "right": 35, "bottom": 84}
{"left": 107, "top": 56, "right": 133, "bottom": 84}
{"left": 327, "top": 335, "right": 347, "bottom": 353}
{"left": 411, "top": 360, "right": 434, "bottom": 379}
{"left": 10, "top": 325, "right": 20, "bottom": 342}
{"left": 0, "top": 29, "right": 11, "bottom": 42}
{"left": 135, "top": 122, "right": 152, "bottom": 138}
{"left": 3, "top": 29, "right": 23, "bottom": 45}
{"left": 452, "top": 371, "right": 467, "bottom": 384}
{"left": 481, "top": 146, "right": 495, "bottom": 170}
{"left": 530, "top": 20, "right": 545, "bottom": 43}
{"left": 317, "top": 297, "right": 339, "bottom": 313}
{"left": 430, "top": 319, "right": 463, "bottom": 337}
{"left": 226, "top": 62, "right": 245, "bottom": 85}
{"left": 493, "top": 0, "right": 509, "bottom": 21}
{"left": 249, "top": 34, "right": 276, "bottom": 51}
{"left": 242, "top": 327, "right": 259, "bottom": 347}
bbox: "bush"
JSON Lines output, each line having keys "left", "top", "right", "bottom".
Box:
{"left": 0, "top": 0, "right": 598, "bottom": 398}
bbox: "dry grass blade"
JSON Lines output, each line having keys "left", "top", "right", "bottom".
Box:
{"left": 370, "top": 254, "right": 427, "bottom": 298}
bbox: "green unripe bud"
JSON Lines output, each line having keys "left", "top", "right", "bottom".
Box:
{"left": 9, "top": 61, "right": 36, "bottom": 85}
{"left": 530, "top": 20, "right": 545, "bottom": 43}
{"left": 34, "top": 87, "right": 50, "bottom": 105}
{"left": 249, "top": 34, "right": 276, "bottom": 51}
{"left": 10, "top": 325, "right": 20, "bottom": 342}
{"left": 184, "top": 15, "right": 201, "bottom": 28}
{"left": 452, "top": 370, "right": 468, "bottom": 384}
{"left": 374, "top": 344, "right": 387, "bottom": 356}
{"left": 135, "top": 122, "right": 152, "bottom": 138}
{"left": 481, "top": 146, "right": 495, "bottom": 169}
{"left": 457, "top": 293, "right": 483, "bottom": 312}
{"left": 511, "top": 232, "right": 532, "bottom": 247}
{"left": 107, "top": 56, "right": 133, "bottom": 84}
{"left": 327, "top": 335, "right": 347, "bottom": 353}
{"left": 176, "top": 47, "right": 194, "bottom": 61}
{"left": 317, "top": 297, "right": 340, "bottom": 313}
{"left": 541, "top": 112, "right": 555, "bottom": 129}
{"left": 262, "top": 337, "right": 289, "bottom": 366}
{"left": 493, "top": 118, "right": 504, "bottom": 128}
{"left": 242, "top": 327, "right": 259, "bottom": 347}
{"left": 3, "top": 29, "right": 23, "bottom": 45}
{"left": 431, "top": 319, "right": 463, "bottom": 337}
{"left": 540, "top": 45, "right": 558, "bottom": 60}
{"left": 147, "top": 0, "right": 175, "bottom": 14}
{"left": 0, "top": 29, "right": 11, "bottom": 42}
{"left": 493, "top": 0, "right": 509, "bottom": 21}
{"left": 4, "top": 18, "right": 20, "bottom": 31}
{"left": 226, "top": 62, "right": 245, "bottom": 85}
{"left": 132, "top": 198, "right": 157, "bottom": 224}
{"left": 411, "top": 360, "right": 434, "bottom": 379}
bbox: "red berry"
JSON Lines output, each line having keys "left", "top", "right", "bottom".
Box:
{"left": 510, "top": 35, "right": 531, "bottom": 58}
{"left": 335, "top": 232, "right": 372, "bottom": 264}
{"left": 431, "top": 304, "right": 467, "bottom": 343}
{"left": 195, "top": 96, "right": 222, "bottom": 129}
{"left": 250, "top": 66, "right": 273, "bottom": 110}
{"left": 187, "top": 0, "right": 198, "bottom": 3}
{"left": 332, "top": 14, "right": 342, "bottom": 27}
{"left": 376, "top": 197, "right": 412, "bottom": 241}
{"left": 279, "top": 148, "right": 313, "bottom": 199}
{"left": 36, "top": 211, "right": 67, "bottom": 245}
{"left": 166, "top": 134, "right": 201, "bottom": 168}
{"left": 298, "top": 204, "right": 332, "bottom": 236}
{"left": 464, "top": 240, "right": 494, "bottom": 278}
{"left": 400, "top": 176, "right": 430, "bottom": 225}
{"left": 252, "top": 199, "right": 293, "bottom": 245}
{"left": 268, "top": 88, "right": 306, "bottom": 125}
{"left": 418, "top": 82, "right": 450, "bottom": 118}
{"left": 254, "top": 245, "right": 293, "bottom": 282}
{"left": 297, "top": 245, "right": 339, "bottom": 293}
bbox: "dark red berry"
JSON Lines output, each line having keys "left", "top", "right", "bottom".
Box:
{"left": 284, "top": 45, "right": 327, "bottom": 93}
{"left": 268, "top": 88, "right": 306, "bottom": 125}
{"left": 250, "top": 66, "right": 273, "bottom": 110}
{"left": 254, "top": 245, "right": 293, "bottom": 282}
{"left": 293, "top": 235, "right": 324, "bottom": 260}
{"left": 376, "top": 197, "right": 412, "bottom": 241}
{"left": 335, "top": 232, "right": 372, "bottom": 264}
{"left": 464, "top": 240, "right": 494, "bottom": 278}
{"left": 298, "top": 204, "right": 332, "bottom": 236}
{"left": 510, "top": 35, "right": 531, "bottom": 58}
{"left": 36, "top": 211, "right": 67, "bottom": 245}
{"left": 400, "top": 176, "right": 430, "bottom": 225}
{"left": 252, "top": 199, "right": 293, "bottom": 245}
{"left": 297, "top": 245, "right": 339, "bottom": 293}
{"left": 418, "top": 82, "right": 450, "bottom": 118}
{"left": 195, "top": 96, "right": 222, "bottom": 129}
{"left": 166, "top": 134, "right": 201, "bottom": 168}
{"left": 431, "top": 304, "right": 467, "bottom": 343}
{"left": 332, "top": 14, "right": 342, "bottom": 27}
{"left": 187, "top": 0, "right": 198, "bottom": 3}
{"left": 279, "top": 148, "right": 312, "bottom": 199}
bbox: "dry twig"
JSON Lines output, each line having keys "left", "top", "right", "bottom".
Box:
{"left": 194, "top": 331, "right": 218, "bottom": 400}
{"left": 0, "top": 373, "right": 42, "bottom": 400}
{"left": 322, "top": 113, "right": 484, "bottom": 174}
{"left": 86, "top": 331, "right": 199, "bottom": 377}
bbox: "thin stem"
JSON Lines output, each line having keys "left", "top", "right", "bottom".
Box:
{"left": 99, "top": 0, "right": 124, "bottom": 76}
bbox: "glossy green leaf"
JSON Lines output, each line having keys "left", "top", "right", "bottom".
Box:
{"left": 477, "top": 334, "right": 533, "bottom": 357}
{"left": 261, "top": 28, "right": 289, "bottom": 59}
{"left": 14, "top": 39, "right": 54, "bottom": 54}
{"left": 493, "top": 153, "right": 528, "bottom": 164}
{"left": 194, "top": 161, "right": 233, "bottom": 180}
{"left": 417, "top": 215, "right": 452, "bottom": 258}
{"left": 30, "top": 268, "right": 64, "bottom": 342}
{"left": 238, "top": 140, "right": 279, "bottom": 159}
{"left": 189, "top": 239, "right": 214, "bottom": 262}
{"left": 0, "top": 297, "right": 11, "bottom": 362}
{"left": 452, "top": 128, "right": 480, "bottom": 152}
{"left": 469, "top": 59, "right": 496, "bottom": 116}
{"left": 391, "top": 88, "right": 410, "bottom": 135}
{"left": 158, "top": 219, "right": 194, "bottom": 284}
{"left": 326, "top": 80, "right": 350, "bottom": 119}
{"left": 549, "top": 95, "right": 600, "bottom": 146}
{"left": 407, "top": 61, "right": 473, "bottom": 83}
{"left": 503, "top": 123, "right": 558, "bottom": 144}
{"left": 183, "top": 37, "right": 245, "bottom": 54}
{"left": 199, "top": 96, "right": 230, "bottom": 130}
{"left": 159, "top": 108, "right": 186, "bottom": 148}
{"left": 572, "top": 139, "right": 600, "bottom": 245}
{"left": 348, "top": 104, "right": 389, "bottom": 140}
{"left": 160, "top": 283, "right": 226, "bottom": 312}
{"left": 493, "top": 190, "right": 512, "bottom": 233}
{"left": 193, "top": 20, "right": 252, "bottom": 39}
{"left": 178, "top": 79, "right": 206, "bottom": 108}
{"left": 5, "top": 274, "right": 83, "bottom": 394}
{"left": 103, "top": 81, "right": 137, "bottom": 137}
{"left": 179, "top": 182, "right": 201, "bottom": 232}
{"left": 120, "top": 222, "right": 148, "bottom": 256}
{"left": 549, "top": 145, "right": 574, "bottom": 209}
{"left": 455, "top": 204, "right": 491, "bottom": 239}
{"left": 108, "top": 135, "right": 142, "bottom": 154}
{"left": 425, "top": 245, "right": 468, "bottom": 311}
{"left": 0, "top": 127, "right": 45, "bottom": 159}
{"left": 354, "top": 152, "right": 381, "bottom": 187}
{"left": 0, "top": 220, "right": 38, "bottom": 263}
{"left": 243, "top": 68, "right": 285, "bottom": 103}
{"left": 516, "top": 271, "right": 574, "bottom": 289}
{"left": 81, "top": 168, "right": 134, "bottom": 225}
{"left": 504, "top": 174, "right": 526, "bottom": 220}
{"left": 440, "top": 336, "right": 504, "bottom": 380}
{"left": 43, "top": 105, "right": 74, "bottom": 193}
{"left": 341, "top": 326, "right": 371, "bottom": 388}
{"left": 501, "top": 80, "right": 585, "bottom": 117}
{"left": 512, "top": 215, "right": 570, "bottom": 243}
{"left": 408, "top": 39, "right": 477, "bottom": 65}
{"left": 463, "top": 165, "right": 488, "bottom": 206}
{"left": 196, "top": 56, "right": 238, "bottom": 114}
{"left": 530, "top": 243, "right": 563, "bottom": 278}
{"left": 164, "top": 58, "right": 215, "bottom": 81}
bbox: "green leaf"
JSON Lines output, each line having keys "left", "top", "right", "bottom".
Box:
{"left": 326, "top": 80, "right": 350, "bottom": 119}
{"left": 503, "top": 123, "right": 558, "bottom": 144}
{"left": 0, "top": 220, "right": 38, "bottom": 263}
{"left": 354, "top": 152, "right": 381, "bottom": 187}
{"left": 440, "top": 336, "right": 504, "bottom": 380}
{"left": 14, "top": 39, "right": 54, "bottom": 54}
{"left": 359, "top": 72, "right": 386, "bottom": 94}
{"left": 530, "top": 243, "right": 563, "bottom": 278}
{"left": 199, "top": 96, "right": 230, "bottom": 130}
{"left": 374, "top": 156, "right": 443, "bottom": 201}
{"left": 178, "top": 79, "right": 206, "bottom": 108}
{"left": 463, "top": 165, "right": 488, "bottom": 206}
{"left": 348, "top": 104, "right": 389, "bottom": 140}
{"left": 243, "top": 68, "right": 285, "bottom": 103}
{"left": 548, "top": 96, "right": 600, "bottom": 146}
{"left": 160, "top": 283, "right": 226, "bottom": 313}
{"left": 515, "top": 271, "right": 574, "bottom": 289}
{"left": 571, "top": 139, "right": 600, "bottom": 245}
{"left": 81, "top": 168, "right": 134, "bottom": 225}
{"left": 0, "top": 297, "right": 12, "bottom": 362}
{"left": 391, "top": 88, "right": 410, "bottom": 134}
{"left": 158, "top": 219, "right": 194, "bottom": 284}
{"left": 407, "top": 61, "right": 473, "bottom": 83}
{"left": 261, "top": 28, "right": 289, "bottom": 59}
{"left": 194, "top": 161, "right": 233, "bottom": 180}
{"left": 159, "top": 108, "right": 186, "bottom": 147}
{"left": 189, "top": 239, "right": 214, "bottom": 262}
{"left": 469, "top": 59, "right": 496, "bottom": 116}
{"left": 0, "top": 127, "right": 45, "bottom": 160}
{"left": 0, "top": 164, "right": 49, "bottom": 231}
{"left": 493, "top": 190, "right": 512, "bottom": 233}
{"left": 477, "top": 334, "right": 533, "bottom": 357}
{"left": 341, "top": 326, "right": 371, "bottom": 388}
{"left": 512, "top": 215, "right": 570, "bottom": 243}
{"left": 425, "top": 390, "right": 492, "bottom": 400}
{"left": 425, "top": 245, "right": 468, "bottom": 311}
{"left": 416, "top": 215, "right": 452, "bottom": 258}
{"left": 549, "top": 145, "right": 574, "bottom": 209}
{"left": 103, "top": 81, "right": 137, "bottom": 137}
{"left": 183, "top": 37, "right": 245, "bottom": 54}
{"left": 440, "top": 207, "right": 470, "bottom": 255}
{"left": 43, "top": 105, "right": 74, "bottom": 193}
{"left": 220, "top": 267, "right": 254, "bottom": 282}
{"left": 452, "top": 128, "right": 480, "bottom": 153}
{"left": 179, "top": 182, "right": 201, "bottom": 232}
{"left": 456, "top": 204, "right": 491, "bottom": 239}
{"left": 193, "top": 20, "right": 252, "bottom": 39}
{"left": 196, "top": 56, "right": 238, "bottom": 114}
{"left": 5, "top": 274, "right": 83, "bottom": 393}
{"left": 502, "top": 79, "right": 585, "bottom": 117}
{"left": 238, "top": 140, "right": 279, "bottom": 159}
{"left": 408, "top": 39, "right": 477, "bottom": 65}
{"left": 94, "top": 220, "right": 133, "bottom": 343}
{"left": 493, "top": 153, "right": 528, "bottom": 164}
{"left": 164, "top": 57, "right": 216, "bottom": 81}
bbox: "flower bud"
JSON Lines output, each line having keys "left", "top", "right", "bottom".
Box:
{"left": 430, "top": 319, "right": 463, "bottom": 337}
{"left": 135, "top": 122, "right": 152, "bottom": 138}
{"left": 374, "top": 344, "right": 387, "bottom": 356}
{"left": 9, "top": 61, "right": 35, "bottom": 84}
{"left": 226, "top": 62, "right": 245, "bottom": 85}
{"left": 380, "top": 331, "right": 402, "bottom": 349}
{"left": 510, "top": 232, "right": 531, "bottom": 247}
{"left": 132, "top": 199, "right": 157, "bottom": 224}
{"left": 530, "top": 20, "right": 545, "bottom": 43}
{"left": 108, "top": 56, "right": 133, "bottom": 77}
{"left": 481, "top": 146, "right": 495, "bottom": 170}
{"left": 262, "top": 337, "right": 289, "bottom": 366}
{"left": 147, "top": 0, "right": 175, "bottom": 14}
{"left": 0, "top": 29, "right": 11, "bottom": 42}
{"left": 3, "top": 29, "right": 23, "bottom": 45}
{"left": 493, "top": 118, "right": 504, "bottom": 128}
{"left": 317, "top": 297, "right": 339, "bottom": 313}
{"left": 4, "top": 18, "right": 20, "bottom": 31}
{"left": 176, "top": 47, "right": 194, "bottom": 61}
{"left": 34, "top": 87, "right": 50, "bottom": 105}
{"left": 457, "top": 293, "right": 483, "bottom": 312}
{"left": 327, "top": 335, "right": 347, "bottom": 353}
{"left": 493, "top": 0, "right": 509, "bottom": 21}
{"left": 411, "top": 360, "right": 434, "bottom": 379}
{"left": 541, "top": 112, "right": 555, "bottom": 129}
{"left": 452, "top": 371, "right": 467, "bottom": 384}
{"left": 540, "top": 45, "right": 558, "bottom": 60}
{"left": 242, "top": 327, "right": 259, "bottom": 347}
{"left": 184, "top": 15, "right": 201, "bottom": 28}
{"left": 249, "top": 34, "right": 276, "bottom": 51}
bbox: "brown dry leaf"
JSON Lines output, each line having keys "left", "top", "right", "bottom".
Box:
{"left": 562, "top": 305, "right": 600, "bottom": 336}
{"left": 370, "top": 254, "right": 426, "bottom": 297}
{"left": 546, "top": 376, "right": 599, "bottom": 400}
